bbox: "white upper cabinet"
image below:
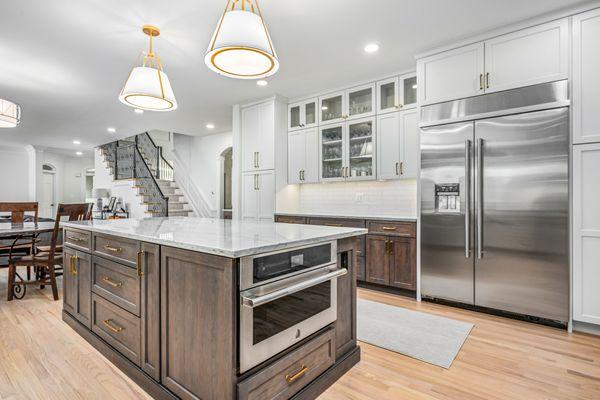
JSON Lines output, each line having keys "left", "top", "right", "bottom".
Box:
{"left": 319, "top": 84, "right": 376, "bottom": 125}
{"left": 376, "top": 73, "right": 417, "bottom": 114}
{"left": 376, "top": 110, "right": 418, "bottom": 180}
{"left": 288, "top": 127, "right": 319, "bottom": 184}
{"left": 573, "top": 9, "right": 600, "bottom": 144}
{"left": 288, "top": 98, "right": 318, "bottom": 131}
{"left": 484, "top": 19, "right": 568, "bottom": 93}
{"left": 241, "top": 101, "right": 275, "bottom": 172}
{"left": 417, "top": 42, "right": 485, "bottom": 105}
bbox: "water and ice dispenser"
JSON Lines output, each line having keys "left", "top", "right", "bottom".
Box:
{"left": 435, "top": 183, "right": 460, "bottom": 213}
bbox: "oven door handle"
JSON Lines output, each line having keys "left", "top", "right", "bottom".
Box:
{"left": 241, "top": 268, "right": 348, "bottom": 308}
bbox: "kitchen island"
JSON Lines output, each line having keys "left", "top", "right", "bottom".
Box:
{"left": 60, "top": 217, "right": 366, "bottom": 400}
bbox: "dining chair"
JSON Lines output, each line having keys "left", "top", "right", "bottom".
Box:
{"left": 0, "top": 202, "right": 39, "bottom": 269}
{"left": 7, "top": 203, "right": 92, "bottom": 301}
{"left": 0, "top": 202, "right": 39, "bottom": 224}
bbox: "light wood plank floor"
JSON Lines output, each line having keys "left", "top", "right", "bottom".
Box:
{"left": 1, "top": 273, "right": 599, "bottom": 400}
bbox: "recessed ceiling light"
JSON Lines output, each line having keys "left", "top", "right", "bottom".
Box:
{"left": 256, "top": 80, "right": 268, "bottom": 87}
{"left": 134, "top": 108, "right": 144, "bottom": 114}
{"left": 206, "top": 123, "right": 215, "bottom": 129}
{"left": 107, "top": 127, "right": 116, "bottom": 133}
{"left": 73, "top": 140, "right": 81, "bottom": 145}
{"left": 76, "top": 151, "right": 83, "bottom": 156}
{"left": 364, "top": 43, "right": 379, "bottom": 53}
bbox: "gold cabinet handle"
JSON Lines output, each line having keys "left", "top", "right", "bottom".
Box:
{"left": 486, "top": 72, "right": 490, "bottom": 89}
{"left": 301, "top": 170, "right": 305, "bottom": 181}
{"left": 285, "top": 365, "right": 308, "bottom": 384}
{"left": 68, "top": 236, "right": 84, "bottom": 243}
{"left": 479, "top": 73, "right": 483, "bottom": 90}
{"left": 102, "top": 276, "right": 123, "bottom": 288}
{"left": 137, "top": 251, "right": 145, "bottom": 277}
{"left": 395, "top": 162, "right": 399, "bottom": 175}
{"left": 400, "top": 162, "right": 404, "bottom": 175}
{"left": 70, "top": 255, "right": 78, "bottom": 276}
{"left": 382, "top": 226, "right": 397, "bottom": 231}
{"left": 104, "top": 244, "right": 123, "bottom": 253}
{"left": 102, "top": 319, "right": 124, "bottom": 333}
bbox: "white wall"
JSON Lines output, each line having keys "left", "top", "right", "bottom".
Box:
{"left": 172, "top": 131, "right": 233, "bottom": 216}
{"left": 0, "top": 144, "right": 30, "bottom": 201}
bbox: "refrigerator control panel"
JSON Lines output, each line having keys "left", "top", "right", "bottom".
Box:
{"left": 435, "top": 183, "right": 460, "bottom": 214}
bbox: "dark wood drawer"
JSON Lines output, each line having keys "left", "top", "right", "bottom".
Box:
{"left": 367, "top": 220, "right": 415, "bottom": 237}
{"left": 93, "top": 233, "right": 140, "bottom": 267}
{"left": 64, "top": 228, "right": 92, "bottom": 252}
{"left": 238, "top": 328, "right": 335, "bottom": 400}
{"left": 274, "top": 215, "right": 308, "bottom": 224}
{"left": 92, "top": 256, "right": 141, "bottom": 316}
{"left": 309, "top": 217, "right": 365, "bottom": 229}
{"left": 91, "top": 294, "right": 141, "bottom": 366}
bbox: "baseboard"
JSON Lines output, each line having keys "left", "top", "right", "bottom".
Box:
{"left": 572, "top": 320, "right": 600, "bottom": 336}
{"left": 358, "top": 281, "right": 417, "bottom": 299}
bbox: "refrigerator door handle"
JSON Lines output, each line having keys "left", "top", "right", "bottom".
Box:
{"left": 477, "top": 138, "right": 484, "bottom": 259}
{"left": 465, "top": 139, "right": 472, "bottom": 258}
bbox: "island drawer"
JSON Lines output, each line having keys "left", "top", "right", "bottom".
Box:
{"left": 92, "top": 256, "right": 141, "bottom": 316}
{"left": 64, "top": 228, "right": 92, "bottom": 252}
{"left": 93, "top": 233, "right": 140, "bottom": 267}
{"left": 308, "top": 217, "right": 365, "bottom": 229}
{"left": 367, "top": 220, "right": 415, "bottom": 237}
{"left": 238, "top": 328, "right": 335, "bottom": 400}
{"left": 274, "top": 215, "right": 307, "bottom": 224}
{"left": 91, "top": 294, "right": 141, "bottom": 366}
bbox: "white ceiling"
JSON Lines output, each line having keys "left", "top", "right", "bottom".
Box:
{"left": 0, "top": 0, "right": 593, "bottom": 151}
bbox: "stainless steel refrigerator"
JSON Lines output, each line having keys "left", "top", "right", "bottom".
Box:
{"left": 420, "top": 81, "right": 569, "bottom": 324}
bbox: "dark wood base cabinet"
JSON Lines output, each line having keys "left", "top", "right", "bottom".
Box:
{"left": 62, "top": 229, "right": 360, "bottom": 400}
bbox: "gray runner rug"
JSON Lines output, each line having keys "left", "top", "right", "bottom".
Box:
{"left": 357, "top": 298, "right": 473, "bottom": 368}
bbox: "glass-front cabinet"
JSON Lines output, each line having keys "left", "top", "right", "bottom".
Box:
{"left": 319, "top": 84, "right": 375, "bottom": 125}
{"left": 319, "top": 91, "right": 345, "bottom": 125}
{"left": 288, "top": 98, "right": 318, "bottom": 131}
{"left": 376, "top": 73, "right": 417, "bottom": 114}
{"left": 320, "top": 118, "right": 376, "bottom": 182}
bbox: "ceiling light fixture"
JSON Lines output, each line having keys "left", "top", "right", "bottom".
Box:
{"left": 0, "top": 98, "right": 21, "bottom": 128}
{"left": 73, "top": 140, "right": 81, "bottom": 145}
{"left": 134, "top": 108, "right": 144, "bottom": 114}
{"left": 119, "top": 25, "right": 177, "bottom": 112}
{"left": 206, "top": 123, "right": 215, "bottom": 129}
{"left": 364, "top": 43, "right": 379, "bottom": 53}
{"left": 76, "top": 151, "right": 83, "bottom": 156}
{"left": 256, "top": 80, "right": 268, "bottom": 87}
{"left": 107, "top": 127, "right": 116, "bottom": 133}
{"left": 205, "top": 0, "right": 279, "bottom": 79}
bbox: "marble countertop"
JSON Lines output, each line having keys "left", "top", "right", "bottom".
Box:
{"left": 275, "top": 212, "right": 417, "bottom": 222}
{"left": 61, "top": 217, "right": 367, "bottom": 258}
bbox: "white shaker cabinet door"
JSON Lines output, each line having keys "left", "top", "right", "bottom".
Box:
{"left": 257, "top": 101, "right": 275, "bottom": 171}
{"left": 377, "top": 112, "right": 401, "bottom": 180}
{"left": 417, "top": 42, "right": 484, "bottom": 105}
{"left": 573, "top": 143, "right": 600, "bottom": 325}
{"left": 288, "top": 130, "right": 306, "bottom": 184}
{"left": 304, "top": 127, "right": 320, "bottom": 183}
{"left": 241, "top": 172, "right": 259, "bottom": 220}
{"left": 573, "top": 9, "right": 600, "bottom": 144}
{"left": 241, "top": 106, "right": 260, "bottom": 172}
{"left": 257, "top": 171, "right": 275, "bottom": 221}
{"left": 400, "top": 110, "right": 419, "bottom": 179}
{"left": 484, "top": 19, "right": 568, "bottom": 93}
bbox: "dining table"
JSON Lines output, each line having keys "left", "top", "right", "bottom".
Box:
{"left": 0, "top": 221, "right": 56, "bottom": 299}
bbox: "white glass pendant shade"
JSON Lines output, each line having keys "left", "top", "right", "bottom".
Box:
{"left": 205, "top": 2, "right": 279, "bottom": 79}
{"left": 0, "top": 98, "right": 21, "bottom": 128}
{"left": 119, "top": 25, "right": 177, "bottom": 112}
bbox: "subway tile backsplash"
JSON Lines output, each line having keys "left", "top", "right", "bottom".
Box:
{"left": 295, "top": 180, "right": 417, "bottom": 217}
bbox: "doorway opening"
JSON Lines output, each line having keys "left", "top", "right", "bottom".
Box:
{"left": 41, "top": 163, "right": 56, "bottom": 219}
{"left": 220, "top": 147, "right": 233, "bottom": 219}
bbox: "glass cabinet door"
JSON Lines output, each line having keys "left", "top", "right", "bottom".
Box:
{"left": 377, "top": 77, "right": 399, "bottom": 114}
{"left": 288, "top": 103, "right": 302, "bottom": 130}
{"left": 320, "top": 92, "right": 344, "bottom": 124}
{"left": 320, "top": 124, "right": 345, "bottom": 180}
{"left": 400, "top": 74, "right": 417, "bottom": 109}
{"left": 347, "top": 118, "right": 375, "bottom": 180}
{"left": 304, "top": 99, "right": 317, "bottom": 128}
{"left": 347, "top": 83, "right": 375, "bottom": 119}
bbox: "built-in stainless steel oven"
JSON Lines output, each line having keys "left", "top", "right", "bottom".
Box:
{"left": 239, "top": 241, "right": 344, "bottom": 373}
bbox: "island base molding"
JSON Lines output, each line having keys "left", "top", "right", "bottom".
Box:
{"left": 63, "top": 310, "right": 360, "bottom": 400}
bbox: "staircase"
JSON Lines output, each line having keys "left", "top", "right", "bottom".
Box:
{"left": 99, "top": 132, "right": 194, "bottom": 218}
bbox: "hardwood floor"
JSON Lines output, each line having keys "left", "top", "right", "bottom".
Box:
{"left": 0, "top": 272, "right": 599, "bottom": 399}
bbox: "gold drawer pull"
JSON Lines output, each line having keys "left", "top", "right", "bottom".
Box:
{"left": 137, "top": 251, "right": 145, "bottom": 277}
{"left": 102, "top": 319, "right": 124, "bottom": 333}
{"left": 68, "top": 236, "right": 84, "bottom": 243}
{"left": 285, "top": 365, "right": 308, "bottom": 384}
{"left": 104, "top": 244, "right": 123, "bottom": 253}
{"left": 102, "top": 276, "right": 123, "bottom": 288}
{"left": 382, "top": 226, "right": 397, "bottom": 231}
{"left": 70, "top": 255, "right": 78, "bottom": 276}
{"left": 325, "top": 223, "right": 343, "bottom": 227}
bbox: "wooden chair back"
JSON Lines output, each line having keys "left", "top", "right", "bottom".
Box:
{"left": 0, "top": 202, "right": 39, "bottom": 224}
{"left": 47, "top": 203, "right": 93, "bottom": 260}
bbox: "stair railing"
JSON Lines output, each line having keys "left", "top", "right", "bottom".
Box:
{"left": 135, "top": 132, "right": 174, "bottom": 181}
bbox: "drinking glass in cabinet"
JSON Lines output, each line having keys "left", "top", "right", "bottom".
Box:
{"left": 290, "top": 105, "right": 301, "bottom": 128}
{"left": 349, "top": 121, "right": 373, "bottom": 140}
{"left": 348, "top": 88, "right": 372, "bottom": 116}
{"left": 403, "top": 76, "right": 417, "bottom": 106}
{"left": 380, "top": 82, "right": 396, "bottom": 110}
{"left": 305, "top": 102, "right": 316, "bottom": 125}
{"left": 321, "top": 95, "right": 343, "bottom": 122}
{"left": 322, "top": 125, "right": 343, "bottom": 142}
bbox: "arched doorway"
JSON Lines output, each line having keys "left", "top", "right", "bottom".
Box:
{"left": 220, "top": 147, "right": 233, "bottom": 219}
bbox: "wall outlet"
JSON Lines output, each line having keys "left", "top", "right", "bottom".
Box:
{"left": 355, "top": 192, "right": 365, "bottom": 203}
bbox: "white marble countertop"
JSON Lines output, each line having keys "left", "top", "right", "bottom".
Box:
{"left": 61, "top": 217, "right": 367, "bottom": 258}
{"left": 275, "top": 212, "right": 417, "bottom": 222}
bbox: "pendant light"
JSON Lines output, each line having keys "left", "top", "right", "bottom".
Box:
{"left": 119, "top": 25, "right": 177, "bottom": 112}
{"left": 205, "top": 0, "right": 279, "bottom": 79}
{"left": 0, "top": 98, "right": 21, "bottom": 128}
